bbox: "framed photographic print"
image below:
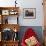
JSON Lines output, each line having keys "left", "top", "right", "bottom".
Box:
{"left": 23, "top": 8, "right": 36, "bottom": 19}
{"left": 2, "top": 10, "right": 9, "bottom": 15}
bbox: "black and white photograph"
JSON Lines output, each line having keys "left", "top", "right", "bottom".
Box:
{"left": 23, "top": 8, "right": 36, "bottom": 19}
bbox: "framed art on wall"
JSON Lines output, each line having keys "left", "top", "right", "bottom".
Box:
{"left": 23, "top": 8, "right": 36, "bottom": 19}
{"left": 2, "top": 10, "right": 9, "bottom": 15}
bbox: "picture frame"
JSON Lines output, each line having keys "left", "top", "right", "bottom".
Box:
{"left": 2, "top": 10, "right": 9, "bottom": 15}
{"left": 23, "top": 8, "right": 36, "bottom": 19}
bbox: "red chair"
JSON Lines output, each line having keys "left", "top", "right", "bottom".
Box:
{"left": 21, "top": 28, "right": 41, "bottom": 46}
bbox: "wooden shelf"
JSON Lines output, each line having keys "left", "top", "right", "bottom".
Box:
{"left": 0, "top": 24, "right": 20, "bottom": 32}
{"left": 0, "top": 7, "right": 19, "bottom": 24}
{"left": 0, "top": 7, "right": 19, "bottom": 9}
{"left": 2, "top": 40, "right": 19, "bottom": 42}
{"left": 0, "top": 40, "right": 19, "bottom": 46}
{"left": 0, "top": 7, "right": 19, "bottom": 46}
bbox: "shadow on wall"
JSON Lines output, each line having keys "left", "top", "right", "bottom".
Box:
{"left": 18, "top": 26, "right": 44, "bottom": 44}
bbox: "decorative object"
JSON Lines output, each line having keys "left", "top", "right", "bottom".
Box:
{"left": 21, "top": 28, "right": 41, "bottom": 46}
{"left": 13, "top": 32, "right": 18, "bottom": 41}
{"left": 9, "top": 10, "right": 18, "bottom": 15}
{"left": 14, "top": 28, "right": 17, "bottom": 32}
{"left": 2, "top": 16, "right": 8, "bottom": 24}
{"left": 23, "top": 8, "right": 36, "bottom": 19}
{"left": 15, "top": 0, "right": 17, "bottom": 7}
{"left": 5, "top": 18, "right": 8, "bottom": 24}
{"left": 2, "top": 28, "right": 13, "bottom": 41}
{"left": 25, "top": 36, "right": 38, "bottom": 46}
{"left": 2, "top": 10, "right": 9, "bottom": 15}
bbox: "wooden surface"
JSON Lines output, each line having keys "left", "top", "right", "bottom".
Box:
{"left": 43, "top": 0, "right": 46, "bottom": 46}
{"left": 0, "top": 40, "right": 19, "bottom": 46}
{"left": 0, "top": 7, "right": 20, "bottom": 46}
{"left": 0, "top": 7, "right": 19, "bottom": 10}
{"left": 43, "top": 0, "right": 46, "bottom": 26}
{"left": 0, "top": 24, "right": 20, "bottom": 32}
{"left": 0, "top": 41, "right": 2, "bottom": 46}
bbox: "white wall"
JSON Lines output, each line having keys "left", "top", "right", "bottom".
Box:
{"left": 18, "top": 0, "right": 44, "bottom": 26}
{"left": 0, "top": 0, "right": 44, "bottom": 26}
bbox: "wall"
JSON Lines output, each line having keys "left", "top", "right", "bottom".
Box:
{"left": 0, "top": 0, "right": 44, "bottom": 26}
{"left": 18, "top": 0, "right": 44, "bottom": 26}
